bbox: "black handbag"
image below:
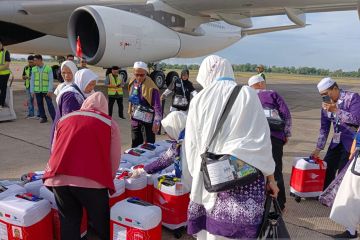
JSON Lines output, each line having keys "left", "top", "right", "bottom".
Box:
{"left": 172, "top": 79, "right": 189, "bottom": 110}
{"left": 200, "top": 85, "right": 261, "bottom": 193}
{"left": 267, "top": 118, "right": 285, "bottom": 132}
{"left": 351, "top": 151, "right": 360, "bottom": 176}
{"left": 257, "top": 196, "right": 291, "bottom": 239}
{"left": 264, "top": 108, "right": 285, "bottom": 132}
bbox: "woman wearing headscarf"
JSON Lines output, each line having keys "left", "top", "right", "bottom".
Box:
{"left": 53, "top": 60, "right": 78, "bottom": 96}
{"left": 131, "top": 111, "right": 187, "bottom": 177}
{"left": 44, "top": 92, "right": 121, "bottom": 240}
{"left": 183, "top": 55, "right": 278, "bottom": 239}
{"left": 161, "top": 69, "right": 198, "bottom": 112}
{"left": 51, "top": 69, "right": 98, "bottom": 146}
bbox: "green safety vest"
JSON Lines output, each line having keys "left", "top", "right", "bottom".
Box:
{"left": 107, "top": 74, "right": 123, "bottom": 96}
{"left": 32, "top": 65, "right": 52, "bottom": 93}
{"left": 0, "top": 49, "right": 11, "bottom": 75}
{"left": 258, "top": 72, "right": 266, "bottom": 81}
{"left": 24, "top": 66, "right": 31, "bottom": 89}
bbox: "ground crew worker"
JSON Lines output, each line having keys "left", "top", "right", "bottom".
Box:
{"left": 78, "top": 58, "right": 87, "bottom": 70}
{"left": 0, "top": 38, "right": 11, "bottom": 110}
{"left": 22, "top": 55, "right": 38, "bottom": 118}
{"left": 312, "top": 77, "right": 360, "bottom": 189}
{"left": 30, "top": 54, "right": 56, "bottom": 123}
{"left": 249, "top": 74, "right": 292, "bottom": 211}
{"left": 66, "top": 54, "right": 75, "bottom": 62}
{"left": 256, "top": 64, "right": 266, "bottom": 82}
{"left": 105, "top": 66, "right": 125, "bottom": 119}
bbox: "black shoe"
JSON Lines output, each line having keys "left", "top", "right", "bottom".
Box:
{"left": 39, "top": 118, "right": 48, "bottom": 123}
{"left": 332, "top": 230, "right": 358, "bottom": 239}
{"left": 119, "top": 116, "right": 126, "bottom": 119}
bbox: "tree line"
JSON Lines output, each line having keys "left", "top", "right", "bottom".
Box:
{"left": 160, "top": 63, "right": 360, "bottom": 78}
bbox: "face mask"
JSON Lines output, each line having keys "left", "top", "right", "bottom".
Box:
{"left": 84, "top": 90, "right": 95, "bottom": 98}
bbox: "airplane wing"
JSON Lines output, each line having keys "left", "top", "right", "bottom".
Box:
{"left": 20, "top": 0, "right": 146, "bottom": 15}
{"left": 161, "top": 0, "right": 358, "bottom": 17}
{"left": 162, "top": 0, "right": 359, "bottom": 28}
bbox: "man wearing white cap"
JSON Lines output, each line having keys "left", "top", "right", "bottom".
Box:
{"left": 312, "top": 77, "right": 360, "bottom": 189}
{"left": 128, "top": 61, "right": 162, "bottom": 147}
{"left": 248, "top": 74, "right": 291, "bottom": 211}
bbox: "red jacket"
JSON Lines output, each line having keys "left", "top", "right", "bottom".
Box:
{"left": 44, "top": 110, "right": 115, "bottom": 193}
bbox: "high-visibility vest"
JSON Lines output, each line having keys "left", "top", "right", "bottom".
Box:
{"left": 24, "top": 66, "right": 31, "bottom": 89}
{"left": 0, "top": 49, "right": 11, "bottom": 75}
{"left": 107, "top": 74, "right": 123, "bottom": 96}
{"left": 33, "top": 65, "right": 52, "bottom": 93}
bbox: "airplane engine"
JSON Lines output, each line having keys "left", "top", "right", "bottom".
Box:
{"left": 68, "top": 5, "right": 181, "bottom": 67}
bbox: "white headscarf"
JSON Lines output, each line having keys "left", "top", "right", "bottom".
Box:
{"left": 54, "top": 61, "right": 78, "bottom": 96}
{"left": 61, "top": 60, "right": 78, "bottom": 84}
{"left": 184, "top": 55, "right": 274, "bottom": 211}
{"left": 56, "top": 69, "right": 98, "bottom": 104}
{"left": 161, "top": 111, "right": 187, "bottom": 140}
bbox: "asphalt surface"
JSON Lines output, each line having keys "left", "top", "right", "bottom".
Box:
{"left": 1, "top": 72, "right": 359, "bottom": 239}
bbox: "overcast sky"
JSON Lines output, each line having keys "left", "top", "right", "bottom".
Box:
{"left": 165, "top": 11, "right": 360, "bottom": 71}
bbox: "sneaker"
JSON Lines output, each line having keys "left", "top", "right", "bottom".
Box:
{"left": 39, "top": 118, "right": 48, "bottom": 123}
{"left": 332, "top": 230, "right": 358, "bottom": 239}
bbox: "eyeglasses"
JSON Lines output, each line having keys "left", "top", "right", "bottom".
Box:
{"left": 134, "top": 74, "right": 145, "bottom": 77}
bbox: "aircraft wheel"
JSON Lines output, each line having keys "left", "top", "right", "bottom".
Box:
{"left": 150, "top": 71, "right": 166, "bottom": 89}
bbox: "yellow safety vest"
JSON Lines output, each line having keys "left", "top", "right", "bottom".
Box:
{"left": 24, "top": 66, "right": 31, "bottom": 89}
{"left": 33, "top": 65, "right": 52, "bottom": 93}
{"left": 0, "top": 49, "right": 11, "bottom": 75}
{"left": 107, "top": 74, "right": 123, "bottom": 96}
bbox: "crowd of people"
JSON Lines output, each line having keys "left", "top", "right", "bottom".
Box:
{"left": 0, "top": 38, "right": 359, "bottom": 239}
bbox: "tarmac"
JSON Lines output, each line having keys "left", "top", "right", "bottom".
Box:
{"left": 0, "top": 67, "right": 359, "bottom": 239}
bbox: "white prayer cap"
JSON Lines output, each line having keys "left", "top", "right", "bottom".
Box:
{"left": 133, "top": 61, "right": 148, "bottom": 72}
{"left": 248, "top": 75, "right": 264, "bottom": 86}
{"left": 317, "top": 77, "right": 336, "bottom": 92}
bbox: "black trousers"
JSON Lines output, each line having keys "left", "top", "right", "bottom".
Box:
{"left": 323, "top": 143, "right": 349, "bottom": 190}
{"left": 108, "top": 96, "right": 124, "bottom": 117}
{"left": 271, "top": 136, "right": 286, "bottom": 210}
{"left": 0, "top": 74, "right": 10, "bottom": 106}
{"left": 52, "top": 186, "right": 110, "bottom": 240}
{"left": 131, "top": 122, "right": 155, "bottom": 147}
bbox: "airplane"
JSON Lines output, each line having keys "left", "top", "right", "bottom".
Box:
{"left": 0, "top": 0, "right": 359, "bottom": 87}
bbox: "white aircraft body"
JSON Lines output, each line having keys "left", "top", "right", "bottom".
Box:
{"left": 0, "top": 0, "right": 358, "bottom": 67}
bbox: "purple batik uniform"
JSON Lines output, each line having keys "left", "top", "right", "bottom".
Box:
{"left": 130, "top": 82, "right": 162, "bottom": 127}
{"left": 257, "top": 89, "right": 292, "bottom": 142}
{"left": 187, "top": 176, "right": 265, "bottom": 239}
{"left": 144, "top": 141, "right": 178, "bottom": 174}
{"left": 50, "top": 92, "right": 84, "bottom": 147}
{"left": 316, "top": 89, "right": 360, "bottom": 152}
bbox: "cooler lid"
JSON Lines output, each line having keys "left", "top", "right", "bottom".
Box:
{"left": 0, "top": 194, "right": 51, "bottom": 227}
{"left": 111, "top": 198, "right": 161, "bottom": 230}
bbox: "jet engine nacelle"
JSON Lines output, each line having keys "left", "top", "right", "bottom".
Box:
{"left": 68, "top": 5, "right": 181, "bottom": 67}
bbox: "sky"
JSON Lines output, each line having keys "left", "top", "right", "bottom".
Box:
{"left": 165, "top": 11, "right": 360, "bottom": 72}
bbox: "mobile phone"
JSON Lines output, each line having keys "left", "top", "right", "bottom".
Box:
{"left": 322, "top": 95, "right": 331, "bottom": 103}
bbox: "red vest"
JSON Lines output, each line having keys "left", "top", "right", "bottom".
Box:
{"left": 44, "top": 110, "right": 115, "bottom": 193}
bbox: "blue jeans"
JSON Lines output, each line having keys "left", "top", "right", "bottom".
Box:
{"left": 35, "top": 92, "right": 55, "bottom": 121}
{"left": 26, "top": 88, "right": 37, "bottom": 116}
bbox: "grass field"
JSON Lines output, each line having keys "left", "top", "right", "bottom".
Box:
{"left": 9, "top": 61, "right": 360, "bottom": 84}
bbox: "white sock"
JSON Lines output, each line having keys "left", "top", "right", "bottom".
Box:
{"left": 346, "top": 227, "right": 356, "bottom": 235}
